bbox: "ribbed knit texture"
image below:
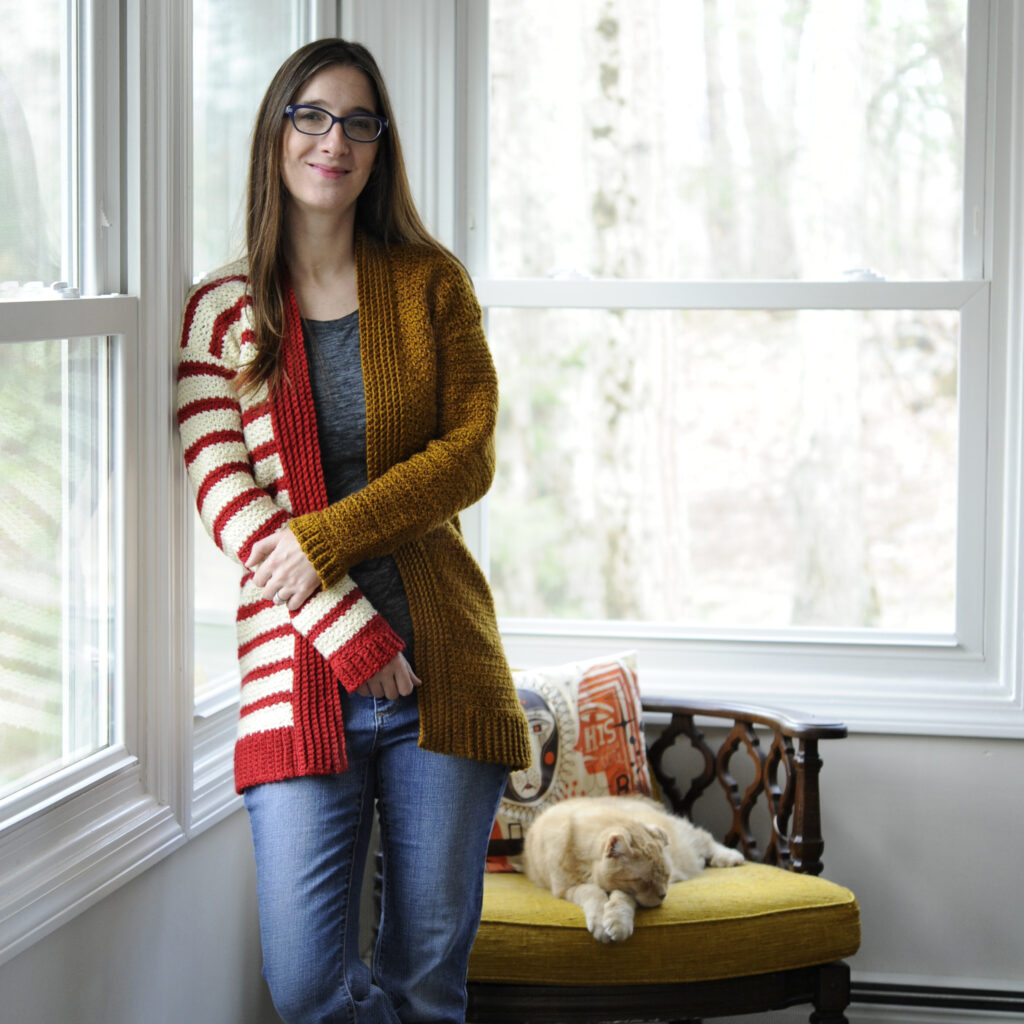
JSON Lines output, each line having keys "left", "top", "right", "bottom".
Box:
{"left": 288, "top": 235, "right": 530, "bottom": 770}
{"left": 178, "top": 267, "right": 405, "bottom": 792}
{"left": 178, "top": 236, "right": 531, "bottom": 789}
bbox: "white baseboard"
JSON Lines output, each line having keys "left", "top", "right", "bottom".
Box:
{"left": 850, "top": 1007, "right": 1021, "bottom": 1023}
{"left": 850, "top": 974, "right": 1024, "bottom": 1021}
{"left": 718, "top": 1006, "right": 1019, "bottom": 1024}
{"left": 710, "top": 977, "right": 1024, "bottom": 1024}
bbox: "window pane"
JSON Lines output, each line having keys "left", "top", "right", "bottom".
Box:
{"left": 192, "top": 0, "right": 303, "bottom": 278}
{"left": 489, "top": 0, "right": 966, "bottom": 280}
{"left": 0, "top": 0, "right": 70, "bottom": 288}
{"left": 191, "top": 1, "right": 304, "bottom": 701}
{"left": 193, "top": 507, "right": 241, "bottom": 702}
{"left": 489, "top": 308, "right": 957, "bottom": 632}
{"left": 0, "top": 337, "right": 113, "bottom": 800}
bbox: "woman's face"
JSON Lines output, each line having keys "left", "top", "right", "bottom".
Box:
{"left": 280, "top": 64, "right": 380, "bottom": 220}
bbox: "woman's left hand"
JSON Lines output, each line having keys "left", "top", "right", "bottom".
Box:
{"left": 246, "top": 528, "right": 322, "bottom": 611}
{"left": 354, "top": 652, "right": 421, "bottom": 700}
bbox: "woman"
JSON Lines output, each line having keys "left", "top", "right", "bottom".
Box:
{"left": 177, "top": 38, "right": 530, "bottom": 1023}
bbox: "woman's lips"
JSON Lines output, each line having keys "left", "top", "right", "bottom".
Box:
{"left": 309, "top": 163, "right": 348, "bottom": 178}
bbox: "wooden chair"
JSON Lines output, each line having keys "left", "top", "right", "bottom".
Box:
{"left": 466, "top": 695, "right": 861, "bottom": 1023}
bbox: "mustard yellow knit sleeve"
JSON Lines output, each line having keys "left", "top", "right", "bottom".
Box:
{"left": 288, "top": 250, "right": 497, "bottom": 589}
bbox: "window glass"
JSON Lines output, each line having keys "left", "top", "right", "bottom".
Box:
{"left": 489, "top": 307, "right": 958, "bottom": 632}
{"left": 0, "top": 0, "right": 70, "bottom": 289}
{"left": 191, "top": 1, "right": 304, "bottom": 701}
{"left": 488, "top": 0, "right": 967, "bottom": 280}
{"left": 0, "top": 337, "right": 113, "bottom": 800}
{"left": 192, "top": 0, "right": 302, "bottom": 278}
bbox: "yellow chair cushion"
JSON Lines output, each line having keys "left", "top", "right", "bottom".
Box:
{"left": 469, "top": 862, "right": 860, "bottom": 985}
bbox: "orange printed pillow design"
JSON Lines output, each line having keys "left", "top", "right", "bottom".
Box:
{"left": 486, "top": 651, "right": 651, "bottom": 872}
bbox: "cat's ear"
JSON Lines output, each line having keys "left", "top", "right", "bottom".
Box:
{"left": 604, "top": 833, "right": 628, "bottom": 859}
{"left": 645, "top": 824, "right": 669, "bottom": 846}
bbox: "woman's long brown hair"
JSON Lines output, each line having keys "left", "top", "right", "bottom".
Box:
{"left": 240, "top": 38, "right": 445, "bottom": 395}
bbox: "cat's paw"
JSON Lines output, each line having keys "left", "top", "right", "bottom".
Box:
{"left": 583, "top": 905, "right": 613, "bottom": 942}
{"left": 578, "top": 892, "right": 612, "bottom": 941}
{"left": 600, "top": 892, "right": 635, "bottom": 942}
{"left": 601, "top": 912, "right": 634, "bottom": 942}
{"left": 709, "top": 844, "right": 745, "bottom": 868}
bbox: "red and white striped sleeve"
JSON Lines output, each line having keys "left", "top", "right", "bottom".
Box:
{"left": 176, "top": 273, "right": 405, "bottom": 691}
{"left": 176, "top": 274, "right": 289, "bottom": 565}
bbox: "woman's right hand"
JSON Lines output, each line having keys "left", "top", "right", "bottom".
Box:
{"left": 354, "top": 653, "right": 421, "bottom": 700}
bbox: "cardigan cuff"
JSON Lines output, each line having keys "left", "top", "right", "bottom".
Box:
{"left": 289, "top": 513, "right": 348, "bottom": 589}
{"left": 327, "top": 613, "right": 406, "bottom": 693}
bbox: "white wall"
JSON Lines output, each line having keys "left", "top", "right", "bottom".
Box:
{"left": 824, "top": 733, "right": 1023, "bottom": 990}
{"left": 0, "top": 810, "right": 276, "bottom": 1024}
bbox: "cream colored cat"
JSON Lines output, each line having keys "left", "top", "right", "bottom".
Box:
{"left": 523, "top": 794, "right": 745, "bottom": 943}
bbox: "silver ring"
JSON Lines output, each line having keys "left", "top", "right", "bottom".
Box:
{"left": 273, "top": 592, "right": 285, "bottom": 606}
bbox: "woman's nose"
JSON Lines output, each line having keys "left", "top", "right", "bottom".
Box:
{"left": 320, "top": 122, "right": 350, "bottom": 151}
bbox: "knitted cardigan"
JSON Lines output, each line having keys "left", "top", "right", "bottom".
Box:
{"left": 177, "top": 234, "right": 531, "bottom": 791}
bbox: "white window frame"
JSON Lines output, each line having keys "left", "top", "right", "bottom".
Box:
{"left": 0, "top": 0, "right": 341, "bottom": 968}
{"left": 0, "top": 1, "right": 190, "bottom": 967}
{"left": 452, "top": 0, "right": 1024, "bottom": 738}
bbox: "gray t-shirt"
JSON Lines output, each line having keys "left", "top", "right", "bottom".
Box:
{"left": 302, "top": 311, "right": 415, "bottom": 670}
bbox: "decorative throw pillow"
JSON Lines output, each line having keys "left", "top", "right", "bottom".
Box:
{"left": 487, "top": 651, "right": 652, "bottom": 872}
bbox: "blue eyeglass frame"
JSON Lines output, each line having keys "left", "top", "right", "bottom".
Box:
{"left": 284, "top": 104, "right": 389, "bottom": 142}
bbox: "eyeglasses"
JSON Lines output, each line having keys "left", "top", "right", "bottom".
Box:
{"left": 284, "top": 104, "right": 388, "bottom": 143}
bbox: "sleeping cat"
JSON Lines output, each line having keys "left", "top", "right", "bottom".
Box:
{"left": 523, "top": 794, "right": 745, "bottom": 943}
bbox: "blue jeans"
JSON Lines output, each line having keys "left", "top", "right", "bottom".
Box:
{"left": 243, "top": 689, "right": 508, "bottom": 1024}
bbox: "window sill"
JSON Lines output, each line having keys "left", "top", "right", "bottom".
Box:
{"left": 190, "top": 704, "right": 242, "bottom": 836}
{"left": 0, "top": 755, "right": 185, "bottom": 967}
{"left": 500, "top": 627, "right": 1024, "bottom": 739}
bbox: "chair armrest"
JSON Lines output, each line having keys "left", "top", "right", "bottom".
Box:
{"left": 642, "top": 695, "right": 848, "bottom": 876}
{"left": 641, "top": 695, "right": 848, "bottom": 741}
